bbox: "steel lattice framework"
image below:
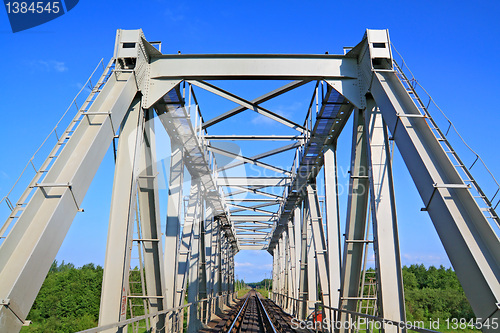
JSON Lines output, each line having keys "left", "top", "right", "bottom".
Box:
{"left": 0, "top": 29, "right": 499, "bottom": 333}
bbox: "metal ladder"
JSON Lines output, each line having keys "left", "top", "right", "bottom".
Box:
{"left": 0, "top": 58, "right": 116, "bottom": 241}
{"left": 356, "top": 211, "right": 378, "bottom": 319}
{"left": 393, "top": 60, "right": 500, "bottom": 227}
{"left": 358, "top": 273, "right": 377, "bottom": 316}
{"left": 128, "top": 207, "right": 153, "bottom": 333}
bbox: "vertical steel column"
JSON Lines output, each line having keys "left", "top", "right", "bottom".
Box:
{"left": 210, "top": 218, "right": 219, "bottom": 315}
{"left": 204, "top": 215, "right": 214, "bottom": 319}
{"left": 298, "top": 201, "right": 309, "bottom": 320}
{"left": 137, "top": 108, "right": 167, "bottom": 332}
{"left": 286, "top": 222, "right": 296, "bottom": 314}
{"left": 339, "top": 108, "right": 370, "bottom": 316}
{"left": 282, "top": 236, "right": 287, "bottom": 307}
{"left": 324, "top": 145, "right": 342, "bottom": 313}
{"left": 306, "top": 182, "right": 331, "bottom": 322}
{"left": 293, "top": 206, "right": 302, "bottom": 306}
{"left": 198, "top": 210, "right": 209, "bottom": 324}
{"left": 187, "top": 185, "right": 202, "bottom": 333}
{"left": 275, "top": 240, "right": 281, "bottom": 306}
{"left": 164, "top": 140, "right": 184, "bottom": 332}
{"left": 306, "top": 204, "right": 317, "bottom": 315}
{"left": 173, "top": 181, "right": 201, "bottom": 332}
{"left": 282, "top": 235, "right": 288, "bottom": 308}
{"left": 99, "top": 97, "right": 145, "bottom": 333}
{"left": 365, "top": 98, "right": 406, "bottom": 331}
{"left": 214, "top": 219, "right": 223, "bottom": 314}
{"left": 220, "top": 236, "right": 227, "bottom": 307}
{"left": 272, "top": 247, "right": 278, "bottom": 295}
{"left": 0, "top": 74, "right": 137, "bottom": 333}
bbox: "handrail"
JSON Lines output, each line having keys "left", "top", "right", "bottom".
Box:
{"left": 0, "top": 58, "right": 105, "bottom": 208}
{"left": 269, "top": 291, "right": 441, "bottom": 333}
{"left": 391, "top": 44, "right": 500, "bottom": 217}
{"left": 76, "top": 291, "right": 235, "bottom": 333}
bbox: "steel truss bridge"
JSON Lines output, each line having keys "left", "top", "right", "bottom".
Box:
{"left": 0, "top": 29, "right": 499, "bottom": 333}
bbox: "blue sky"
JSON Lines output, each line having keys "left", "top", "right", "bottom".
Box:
{"left": 1, "top": 0, "right": 499, "bottom": 283}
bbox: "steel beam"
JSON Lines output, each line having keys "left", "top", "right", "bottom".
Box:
{"left": 306, "top": 183, "right": 330, "bottom": 319}
{"left": 371, "top": 71, "right": 500, "bottom": 329}
{"left": 0, "top": 72, "right": 137, "bottom": 332}
{"left": 163, "top": 140, "right": 184, "bottom": 325}
{"left": 137, "top": 108, "right": 167, "bottom": 331}
{"left": 189, "top": 80, "right": 307, "bottom": 133}
{"left": 324, "top": 145, "right": 342, "bottom": 311}
{"left": 219, "top": 177, "right": 290, "bottom": 187}
{"left": 306, "top": 208, "right": 317, "bottom": 314}
{"left": 365, "top": 98, "right": 406, "bottom": 330}
{"left": 293, "top": 207, "right": 302, "bottom": 304}
{"left": 99, "top": 97, "right": 144, "bottom": 333}
{"left": 339, "top": 108, "right": 370, "bottom": 315}
{"left": 224, "top": 185, "right": 282, "bottom": 199}
{"left": 187, "top": 184, "right": 202, "bottom": 333}
{"left": 202, "top": 80, "right": 310, "bottom": 129}
{"left": 150, "top": 55, "right": 358, "bottom": 80}
{"left": 218, "top": 142, "right": 301, "bottom": 173}
{"left": 298, "top": 201, "right": 309, "bottom": 320}
{"left": 208, "top": 145, "right": 291, "bottom": 175}
{"left": 204, "top": 135, "right": 305, "bottom": 141}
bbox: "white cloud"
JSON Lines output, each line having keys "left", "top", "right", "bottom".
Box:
{"left": 52, "top": 61, "right": 68, "bottom": 72}
{"left": 164, "top": 9, "right": 184, "bottom": 22}
{"left": 250, "top": 102, "right": 302, "bottom": 126}
{"left": 30, "top": 60, "right": 68, "bottom": 72}
{"left": 235, "top": 262, "right": 254, "bottom": 267}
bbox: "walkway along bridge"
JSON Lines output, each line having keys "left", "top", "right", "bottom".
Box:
{"left": 0, "top": 29, "right": 499, "bottom": 332}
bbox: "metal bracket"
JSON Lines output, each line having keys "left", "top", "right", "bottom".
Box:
{"left": 34, "top": 183, "right": 84, "bottom": 212}
{"left": 1, "top": 298, "right": 27, "bottom": 325}
{"left": 390, "top": 112, "right": 427, "bottom": 140}
{"left": 421, "top": 183, "right": 471, "bottom": 211}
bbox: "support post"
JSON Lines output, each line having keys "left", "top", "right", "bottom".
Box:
{"left": 339, "top": 108, "right": 370, "bottom": 322}
{"left": 365, "top": 98, "right": 406, "bottom": 331}
{"left": 324, "top": 145, "right": 342, "bottom": 313}
{"left": 187, "top": 183, "right": 202, "bottom": 333}
{"left": 99, "top": 97, "right": 145, "bottom": 333}
{"left": 306, "top": 182, "right": 331, "bottom": 322}
{"left": 306, "top": 215, "right": 317, "bottom": 315}
{"left": 164, "top": 140, "right": 184, "bottom": 331}
{"left": 137, "top": 108, "right": 167, "bottom": 331}
{"left": 298, "top": 201, "right": 309, "bottom": 320}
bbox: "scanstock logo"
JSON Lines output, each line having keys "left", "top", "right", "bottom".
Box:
{"left": 3, "top": 0, "right": 79, "bottom": 32}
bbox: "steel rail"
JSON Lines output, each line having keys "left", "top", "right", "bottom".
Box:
{"left": 256, "top": 294, "right": 279, "bottom": 333}
{"left": 227, "top": 292, "right": 251, "bottom": 332}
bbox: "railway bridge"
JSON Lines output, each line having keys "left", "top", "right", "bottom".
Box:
{"left": 0, "top": 29, "right": 499, "bottom": 332}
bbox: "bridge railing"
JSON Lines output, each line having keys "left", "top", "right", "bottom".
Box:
{"left": 269, "top": 291, "right": 441, "bottom": 333}
{"left": 76, "top": 291, "right": 237, "bottom": 333}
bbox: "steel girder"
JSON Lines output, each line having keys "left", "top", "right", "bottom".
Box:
{"left": 339, "top": 108, "right": 371, "bottom": 316}
{"left": 99, "top": 97, "right": 145, "bottom": 333}
{"left": 0, "top": 71, "right": 138, "bottom": 332}
{"left": 365, "top": 98, "right": 406, "bottom": 330}
{"left": 371, "top": 68, "right": 500, "bottom": 331}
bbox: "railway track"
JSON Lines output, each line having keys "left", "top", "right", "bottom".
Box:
{"left": 210, "top": 289, "right": 310, "bottom": 333}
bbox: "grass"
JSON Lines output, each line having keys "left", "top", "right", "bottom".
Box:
{"left": 256, "top": 288, "right": 269, "bottom": 298}
{"left": 236, "top": 287, "right": 251, "bottom": 298}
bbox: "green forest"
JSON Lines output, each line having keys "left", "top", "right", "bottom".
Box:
{"left": 21, "top": 262, "right": 475, "bottom": 332}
